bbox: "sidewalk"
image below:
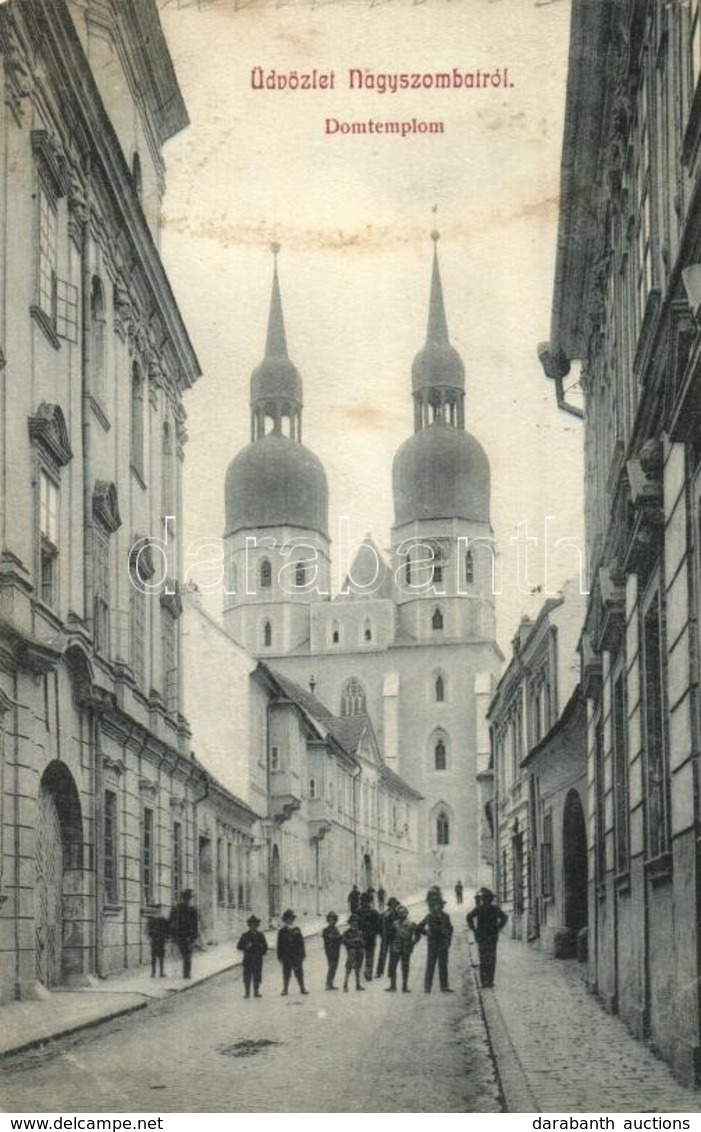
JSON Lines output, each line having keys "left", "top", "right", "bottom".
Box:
{"left": 471, "top": 933, "right": 700, "bottom": 1113}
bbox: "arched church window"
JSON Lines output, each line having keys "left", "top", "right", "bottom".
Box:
{"left": 465, "top": 550, "right": 474, "bottom": 584}
{"left": 436, "top": 810, "right": 450, "bottom": 845}
{"left": 295, "top": 561, "right": 306, "bottom": 588}
{"left": 363, "top": 619, "right": 373, "bottom": 643}
{"left": 331, "top": 620, "right": 341, "bottom": 645}
{"left": 404, "top": 555, "right": 412, "bottom": 586}
{"left": 432, "top": 607, "right": 444, "bottom": 631}
{"left": 341, "top": 676, "right": 366, "bottom": 717}
{"left": 263, "top": 620, "right": 272, "bottom": 647}
{"left": 432, "top": 546, "right": 443, "bottom": 586}
{"left": 260, "top": 559, "right": 272, "bottom": 589}
{"left": 435, "top": 740, "right": 447, "bottom": 771}
{"left": 435, "top": 674, "right": 445, "bottom": 702}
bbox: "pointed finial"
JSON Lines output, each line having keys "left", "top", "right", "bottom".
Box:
{"left": 265, "top": 245, "right": 288, "bottom": 358}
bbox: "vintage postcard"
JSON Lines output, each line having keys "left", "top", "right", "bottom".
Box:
{"left": 0, "top": 0, "right": 699, "bottom": 1118}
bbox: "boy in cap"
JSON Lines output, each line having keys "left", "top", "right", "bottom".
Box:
{"left": 146, "top": 904, "right": 170, "bottom": 978}
{"left": 236, "top": 914, "right": 268, "bottom": 998}
{"left": 322, "top": 911, "right": 342, "bottom": 990}
{"left": 385, "top": 905, "right": 419, "bottom": 993}
{"left": 276, "top": 909, "right": 308, "bottom": 995}
{"left": 466, "top": 887, "right": 508, "bottom": 989}
{"left": 341, "top": 913, "right": 366, "bottom": 992}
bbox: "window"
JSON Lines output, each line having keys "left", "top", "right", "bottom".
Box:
{"left": 38, "top": 184, "right": 57, "bottom": 323}
{"left": 104, "top": 790, "right": 119, "bottom": 904}
{"left": 130, "top": 586, "right": 146, "bottom": 688}
{"left": 436, "top": 810, "right": 450, "bottom": 846}
{"left": 435, "top": 674, "right": 445, "bottom": 702}
{"left": 227, "top": 842, "right": 234, "bottom": 906}
{"left": 643, "top": 594, "right": 670, "bottom": 858}
{"left": 260, "top": 559, "right": 272, "bottom": 589}
{"left": 404, "top": 555, "right": 412, "bottom": 585}
{"left": 142, "top": 807, "right": 154, "bottom": 906}
{"left": 363, "top": 619, "right": 372, "bottom": 643}
{"left": 217, "top": 837, "right": 225, "bottom": 905}
{"left": 465, "top": 550, "right": 474, "bottom": 584}
{"left": 131, "top": 363, "right": 144, "bottom": 477}
{"left": 270, "top": 745, "right": 281, "bottom": 771}
{"left": 309, "top": 777, "right": 317, "bottom": 800}
{"left": 612, "top": 667, "right": 630, "bottom": 873}
{"left": 541, "top": 812, "right": 552, "bottom": 897}
{"left": 432, "top": 607, "right": 444, "bottom": 631}
{"left": 432, "top": 546, "right": 443, "bottom": 586}
{"left": 263, "top": 620, "right": 272, "bottom": 648}
{"left": 295, "top": 561, "right": 306, "bottom": 588}
{"left": 594, "top": 712, "right": 606, "bottom": 884}
{"left": 162, "top": 612, "right": 178, "bottom": 713}
{"left": 332, "top": 621, "right": 340, "bottom": 645}
{"left": 162, "top": 423, "right": 174, "bottom": 520}
{"left": 435, "top": 739, "right": 447, "bottom": 771}
{"left": 341, "top": 676, "right": 366, "bottom": 717}
{"left": 635, "top": 69, "right": 652, "bottom": 325}
{"left": 90, "top": 277, "right": 106, "bottom": 401}
{"left": 93, "top": 526, "right": 111, "bottom": 657}
{"left": 39, "top": 470, "right": 59, "bottom": 608}
{"left": 172, "top": 821, "right": 183, "bottom": 904}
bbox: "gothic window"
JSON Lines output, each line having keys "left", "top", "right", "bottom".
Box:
{"left": 341, "top": 676, "right": 366, "bottom": 717}
{"left": 131, "top": 362, "right": 145, "bottom": 478}
{"left": 363, "top": 619, "right": 373, "bottom": 643}
{"left": 295, "top": 561, "right": 306, "bottom": 588}
{"left": 332, "top": 620, "right": 341, "bottom": 645}
{"left": 263, "top": 620, "right": 273, "bottom": 648}
{"left": 436, "top": 810, "right": 450, "bottom": 846}
{"left": 432, "top": 607, "right": 444, "bottom": 631}
{"left": 435, "top": 740, "right": 447, "bottom": 771}
{"left": 432, "top": 546, "right": 443, "bottom": 586}
{"left": 435, "top": 674, "right": 445, "bottom": 702}
{"left": 404, "top": 555, "right": 412, "bottom": 585}
{"left": 260, "top": 558, "right": 272, "bottom": 589}
{"left": 465, "top": 550, "right": 474, "bottom": 584}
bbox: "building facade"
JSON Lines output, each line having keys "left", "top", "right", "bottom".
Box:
{"left": 540, "top": 0, "right": 701, "bottom": 1083}
{"left": 0, "top": 0, "right": 259, "bottom": 1000}
{"left": 488, "top": 583, "right": 586, "bottom": 955}
{"left": 222, "top": 239, "right": 502, "bottom": 891}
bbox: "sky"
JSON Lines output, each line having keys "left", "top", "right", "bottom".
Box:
{"left": 156, "top": 0, "right": 584, "bottom": 652}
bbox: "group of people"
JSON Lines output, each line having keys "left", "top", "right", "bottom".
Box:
{"left": 150, "top": 882, "right": 509, "bottom": 994}
{"left": 233, "top": 882, "right": 508, "bottom": 999}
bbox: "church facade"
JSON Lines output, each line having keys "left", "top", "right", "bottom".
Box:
{"left": 222, "top": 239, "right": 502, "bottom": 891}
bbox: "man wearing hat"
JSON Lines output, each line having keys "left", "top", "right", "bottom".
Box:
{"left": 236, "top": 914, "right": 269, "bottom": 998}
{"left": 466, "top": 887, "right": 508, "bottom": 988}
{"left": 416, "top": 899, "right": 454, "bottom": 993}
{"left": 375, "top": 896, "right": 401, "bottom": 978}
{"left": 168, "top": 889, "right": 198, "bottom": 979}
{"left": 276, "top": 909, "right": 308, "bottom": 995}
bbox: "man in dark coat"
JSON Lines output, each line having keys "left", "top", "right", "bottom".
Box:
{"left": 236, "top": 914, "right": 268, "bottom": 998}
{"left": 276, "top": 908, "right": 308, "bottom": 995}
{"left": 169, "top": 889, "right": 198, "bottom": 979}
{"left": 357, "top": 892, "right": 382, "bottom": 980}
{"left": 375, "top": 896, "right": 400, "bottom": 977}
{"left": 466, "top": 887, "right": 508, "bottom": 988}
{"left": 417, "top": 901, "right": 454, "bottom": 993}
{"left": 347, "top": 884, "right": 361, "bottom": 915}
{"left": 454, "top": 880, "right": 464, "bottom": 905}
{"left": 146, "top": 905, "right": 170, "bottom": 978}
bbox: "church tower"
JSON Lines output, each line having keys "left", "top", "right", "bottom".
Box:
{"left": 391, "top": 232, "right": 496, "bottom": 643}
{"left": 223, "top": 248, "right": 330, "bottom": 655}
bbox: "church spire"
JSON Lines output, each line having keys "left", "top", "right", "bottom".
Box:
{"left": 411, "top": 233, "right": 466, "bottom": 433}
{"left": 250, "top": 245, "right": 303, "bottom": 442}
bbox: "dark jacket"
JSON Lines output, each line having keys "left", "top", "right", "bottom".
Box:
{"left": 276, "top": 924, "right": 306, "bottom": 964}
{"left": 341, "top": 925, "right": 365, "bottom": 958}
{"left": 358, "top": 906, "right": 382, "bottom": 946}
{"left": 466, "top": 902, "right": 508, "bottom": 941}
{"left": 236, "top": 929, "right": 268, "bottom": 959}
{"left": 347, "top": 888, "right": 361, "bottom": 913}
{"left": 147, "top": 915, "right": 170, "bottom": 947}
{"left": 169, "top": 901, "right": 198, "bottom": 945}
{"left": 322, "top": 924, "right": 342, "bottom": 961}
{"left": 417, "top": 910, "right": 453, "bottom": 948}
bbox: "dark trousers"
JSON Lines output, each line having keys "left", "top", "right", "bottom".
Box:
{"left": 456, "top": 892, "right": 463, "bottom": 905}
{"left": 424, "top": 942, "right": 449, "bottom": 991}
{"left": 177, "top": 941, "right": 193, "bottom": 978}
{"left": 344, "top": 953, "right": 363, "bottom": 988}
{"left": 243, "top": 955, "right": 263, "bottom": 996}
{"left": 388, "top": 950, "right": 411, "bottom": 990}
{"left": 363, "top": 940, "right": 376, "bottom": 979}
{"left": 477, "top": 939, "right": 498, "bottom": 987}
{"left": 281, "top": 957, "right": 305, "bottom": 992}
{"left": 325, "top": 955, "right": 339, "bottom": 988}
{"left": 376, "top": 935, "right": 389, "bottom": 977}
{"left": 150, "top": 943, "right": 165, "bottom": 977}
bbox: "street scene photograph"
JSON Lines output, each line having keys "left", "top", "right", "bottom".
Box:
{"left": 0, "top": 0, "right": 701, "bottom": 1116}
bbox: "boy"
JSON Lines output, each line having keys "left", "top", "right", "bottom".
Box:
{"left": 146, "top": 905, "right": 170, "bottom": 978}
{"left": 276, "top": 908, "right": 308, "bottom": 995}
{"left": 322, "top": 911, "right": 342, "bottom": 990}
{"left": 341, "top": 913, "right": 366, "bottom": 992}
{"left": 385, "top": 905, "right": 419, "bottom": 993}
{"left": 236, "top": 914, "right": 268, "bottom": 998}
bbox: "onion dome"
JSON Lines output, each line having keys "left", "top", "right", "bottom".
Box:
{"left": 392, "top": 419, "right": 490, "bottom": 528}
{"left": 225, "top": 434, "right": 328, "bottom": 537}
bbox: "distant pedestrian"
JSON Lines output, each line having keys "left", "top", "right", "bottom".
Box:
{"left": 385, "top": 906, "right": 419, "bottom": 993}
{"left": 375, "top": 896, "right": 401, "bottom": 977}
{"left": 417, "top": 901, "right": 454, "bottom": 993}
{"left": 146, "top": 905, "right": 169, "bottom": 978}
{"left": 341, "top": 914, "right": 366, "bottom": 992}
{"left": 322, "top": 911, "right": 342, "bottom": 990}
{"left": 237, "top": 914, "right": 268, "bottom": 998}
{"left": 169, "top": 889, "right": 198, "bottom": 979}
{"left": 277, "top": 909, "right": 308, "bottom": 995}
{"left": 454, "top": 880, "right": 464, "bottom": 905}
{"left": 347, "top": 884, "right": 361, "bottom": 915}
{"left": 426, "top": 884, "right": 443, "bottom": 912}
{"left": 377, "top": 885, "right": 386, "bottom": 912}
{"left": 466, "top": 887, "right": 508, "bottom": 989}
{"left": 358, "top": 892, "right": 382, "bottom": 980}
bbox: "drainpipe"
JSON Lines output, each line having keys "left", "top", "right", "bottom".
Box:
{"left": 537, "top": 343, "right": 584, "bottom": 421}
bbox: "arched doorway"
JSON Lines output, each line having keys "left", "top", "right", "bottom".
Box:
{"left": 270, "top": 845, "right": 281, "bottom": 920}
{"left": 35, "top": 762, "right": 84, "bottom": 988}
{"left": 563, "top": 789, "right": 588, "bottom": 934}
